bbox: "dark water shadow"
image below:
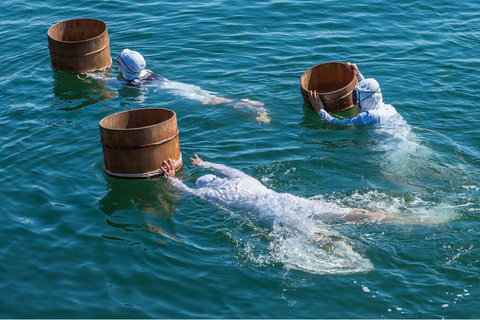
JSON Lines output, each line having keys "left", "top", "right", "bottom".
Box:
{"left": 99, "top": 176, "right": 176, "bottom": 218}
{"left": 51, "top": 72, "right": 116, "bottom": 111}
{"left": 98, "top": 172, "right": 196, "bottom": 247}
{"left": 299, "top": 104, "right": 360, "bottom": 131}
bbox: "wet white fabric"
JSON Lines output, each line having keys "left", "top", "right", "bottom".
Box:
{"left": 318, "top": 77, "right": 398, "bottom": 126}
{"left": 117, "top": 49, "right": 146, "bottom": 81}
{"left": 196, "top": 174, "right": 217, "bottom": 187}
{"left": 167, "top": 161, "right": 350, "bottom": 220}
{"left": 166, "top": 161, "right": 376, "bottom": 274}
{"left": 356, "top": 78, "right": 382, "bottom": 112}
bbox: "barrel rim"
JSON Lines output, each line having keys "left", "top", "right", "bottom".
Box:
{"left": 299, "top": 61, "right": 357, "bottom": 96}
{"left": 99, "top": 108, "right": 177, "bottom": 132}
{"left": 47, "top": 18, "right": 108, "bottom": 44}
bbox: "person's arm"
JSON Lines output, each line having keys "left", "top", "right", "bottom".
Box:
{"left": 191, "top": 154, "right": 246, "bottom": 179}
{"left": 318, "top": 109, "right": 379, "bottom": 126}
{"left": 166, "top": 176, "right": 200, "bottom": 195}
{"left": 161, "top": 159, "right": 200, "bottom": 196}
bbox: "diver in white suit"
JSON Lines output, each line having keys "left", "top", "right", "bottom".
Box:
{"left": 161, "top": 155, "right": 393, "bottom": 223}
{"left": 309, "top": 63, "right": 399, "bottom": 126}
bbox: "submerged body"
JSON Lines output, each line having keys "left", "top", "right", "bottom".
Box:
{"left": 87, "top": 48, "right": 270, "bottom": 123}
{"left": 164, "top": 157, "right": 392, "bottom": 223}
{"left": 162, "top": 156, "right": 398, "bottom": 274}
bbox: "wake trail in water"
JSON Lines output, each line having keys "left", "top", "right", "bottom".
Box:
{"left": 224, "top": 191, "right": 378, "bottom": 275}
{"left": 368, "top": 113, "right": 475, "bottom": 195}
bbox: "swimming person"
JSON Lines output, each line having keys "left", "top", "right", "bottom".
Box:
{"left": 161, "top": 155, "right": 395, "bottom": 223}
{"left": 308, "top": 63, "right": 399, "bottom": 126}
{"left": 116, "top": 48, "right": 166, "bottom": 84}
{"left": 116, "top": 49, "right": 229, "bottom": 104}
{"left": 89, "top": 48, "right": 270, "bottom": 123}
{"left": 161, "top": 155, "right": 409, "bottom": 274}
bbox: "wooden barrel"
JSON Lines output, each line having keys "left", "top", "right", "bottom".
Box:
{"left": 300, "top": 62, "right": 358, "bottom": 113}
{"left": 47, "top": 18, "right": 112, "bottom": 73}
{"left": 99, "top": 108, "right": 182, "bottom": 179}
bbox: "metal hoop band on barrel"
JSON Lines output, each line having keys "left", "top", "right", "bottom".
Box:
{"left": 48, "top": 40, "right": 110, "bottom": 58}
{"left": 103, "top": 154, "right": 183, "bottom": 179}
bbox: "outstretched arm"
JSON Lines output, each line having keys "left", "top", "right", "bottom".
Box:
{"left": 191, "top": 154, "right": 247, "bottom": 179}
{"left": 308, "top": 90, "right": 376, "bottom": 125}
{"left": 318, "top": 109, "right": 378, "bottom": 126}
{"left": 161, "top": 159, "right": 199, "bottom": 196}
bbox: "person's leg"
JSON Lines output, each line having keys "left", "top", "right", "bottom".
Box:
{"left": 344, "top": 208, "right": 403, "bottom": 223}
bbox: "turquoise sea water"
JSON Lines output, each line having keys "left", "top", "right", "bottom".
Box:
{"left": 1, "top": 0, "right": 480, "bottom": 318}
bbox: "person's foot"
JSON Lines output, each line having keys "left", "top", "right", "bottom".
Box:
{"left": 241, "top": 98, "right": 264, "bottom": 107}
{"left": 208, "top": 97, "right": 233, "bottom": 105}
{"left": 256, "top": 110, "right": 271, "bottom": 124}
{"left": 344, "top": 209, "right": 403, "bottom": 223}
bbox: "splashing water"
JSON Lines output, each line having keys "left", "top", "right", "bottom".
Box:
{"left": 367, "top": 115, "right": 432, "bottom": 187}
{"left": 368, "top": 113, "right": 474, "bottom": 196}
{"left": 228, "top": 174, "right": 463, "bottom": 275}
{"left": 268, "top": 217, "right": 373, "bottom": 275}
{"left": 226, "top": 191, "right": 375, "bottom": 275}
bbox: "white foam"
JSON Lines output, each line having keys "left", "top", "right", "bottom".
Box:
{"left": 320, "top": 189, "right": 458, "bottom": 225}
{"left": 232, "top": 193, "right": 374, "bottom": 275}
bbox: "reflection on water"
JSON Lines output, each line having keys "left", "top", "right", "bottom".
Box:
{"left": 99, "top": 176, "right": 185, "bottom": 248}
{"left": 51, "top": 73, "right": 116, "bottom": 111}
{"left": 99, "top": 177, "right": 175, "bottom": 218}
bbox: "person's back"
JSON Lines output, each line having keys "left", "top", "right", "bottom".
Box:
{"left": 162, "top": 156, "right": 393, "bottom": 223}
{"left": 167, "top": 159, "right": 274, "bottom": 211}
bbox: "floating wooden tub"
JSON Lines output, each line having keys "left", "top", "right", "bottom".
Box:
{"left": 47, "top": 18, "right": 112, "bottom": 73}
{"left": 99, "top": 108, "right": 182, "bottom": 179}
{"left": 300, "top": 62, "right": 358, "bottom": 113}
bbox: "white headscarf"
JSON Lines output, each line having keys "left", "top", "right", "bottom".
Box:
{"left": 356, "top": 78, "right": 383, "bottom": 111}
{"left": 117, "top": 49, "right": 146, "bottom": 81}
{"left": 196, "top": 174, "right": 217, "bottom": 188}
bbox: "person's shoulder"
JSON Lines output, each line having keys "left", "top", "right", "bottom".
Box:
{"left": 140, "top": 69, "right": 164, "bottom": 81}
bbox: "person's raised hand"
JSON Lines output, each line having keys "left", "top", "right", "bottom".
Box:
{"left": 190, "top": 154, "right": 203, "bottom": 166}
{"left": 347, "top": 62, "right": 360, "bottom": 76}
{"left": 308, "top": 90, "right": 325, "bottom": 113}
{"left": 161, "top": 158, "right": 176, "bottom": 177}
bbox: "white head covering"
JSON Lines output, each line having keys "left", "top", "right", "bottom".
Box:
{"left": 196, "top": 174, "right": 217, "bottom": 188}
{"left": 117, "top": 49, "right": 146, "bottom": 81}
{"left": 355, "top": 78, "right": 383, "bottom": 111}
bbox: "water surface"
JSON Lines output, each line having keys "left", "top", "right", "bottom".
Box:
{"left": 1, "top": 0, "right": 479, "bottom": 318}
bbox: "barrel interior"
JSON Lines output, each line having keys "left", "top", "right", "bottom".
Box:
{"left": 100, "top": 109, "right": 174, "bottom": 130}
{"left": 48, "top": 19, "right": 107, "bottom": 42}
{"left": 301, "top": 62, "right": 354, "bottom": 93}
